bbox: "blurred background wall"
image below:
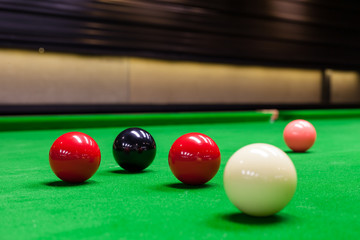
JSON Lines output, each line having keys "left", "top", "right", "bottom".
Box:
{"left": 0, "top": 0, "right": 360, "bottom": 113}
{"left": 1, "top": 49, "right": 359, "bottom": 105}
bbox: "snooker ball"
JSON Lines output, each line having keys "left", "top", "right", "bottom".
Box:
{"left": 113, "top": 128, "right": 156, "bottom": 172}
{"left": 283, "top": 119, "right": 316, "bottom": 152}
{"left": 49, "top": 132, "right": 101, "bottom": 183}
{"left": 168, "top": 133, "right": 221, "bottom": 185}
{"left": 223, "top": 143, "right": 297, "bottom": 217}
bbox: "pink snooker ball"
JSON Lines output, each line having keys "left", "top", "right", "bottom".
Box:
{"left": 283, "top": 119, "right": 316, "bottom": 152}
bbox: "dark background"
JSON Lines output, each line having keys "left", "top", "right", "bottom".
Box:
{"left": 1, "top": 0, "right": 360, "bottom": 69}
{"left": 1, "top": 0, "right": 360, "bottom": 114}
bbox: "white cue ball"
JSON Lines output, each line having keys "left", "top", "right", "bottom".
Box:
{"left": 223, "top": 143, "right": 297, "bottom": 217}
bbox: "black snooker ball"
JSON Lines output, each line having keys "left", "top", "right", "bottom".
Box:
{"left": 113, "top": 128, "right": 156, "bottom": 172}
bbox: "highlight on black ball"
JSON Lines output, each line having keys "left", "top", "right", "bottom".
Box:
{"left": 112, "top": 128, "right": 156, "bottom": 172}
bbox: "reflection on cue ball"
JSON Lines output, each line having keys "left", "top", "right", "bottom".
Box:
{"left": 223, "top": 143, "right": 297, "bottom": 217}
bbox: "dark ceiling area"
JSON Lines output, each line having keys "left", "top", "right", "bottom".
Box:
{"left": 1, "top": 0, "right": 360, "bottom": 69}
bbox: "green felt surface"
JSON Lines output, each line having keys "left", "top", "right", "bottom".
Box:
{"left": 0, "top": 111, "right": 359, "bottom": 239}
{"left": 0, "top": 111, "right": 271, "bottom": 131}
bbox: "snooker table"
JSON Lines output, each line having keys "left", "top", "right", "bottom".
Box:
{"left": 0, "top": 109, "right": 359, "bottom": 239}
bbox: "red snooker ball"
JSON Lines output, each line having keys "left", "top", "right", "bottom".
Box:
{"left": 168, "top": 133, "right": 221, "bottom": 185}
{"left": 283, "top": 119, "right": 316, "bottom": 152}
{"left": 49, "top": 132, "right": 101, "bottom": 183}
